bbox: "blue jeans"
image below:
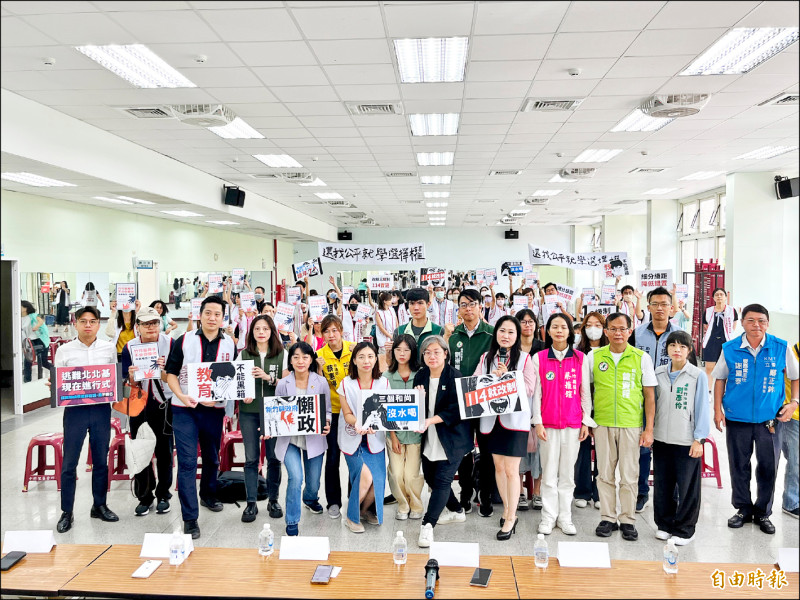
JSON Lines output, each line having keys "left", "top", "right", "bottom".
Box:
{"left": 172, "top": 404, "right": 224, "bottom": 522}
{"left": 283, "top": 444, "right": 324, "bottom": 527}
{"left": 781, "top": 418, "right": 799, "bottom": 511}
{"left": 343, "top": 440, "right": 385, "bottom": 525}
{"left": 239, "top": 412, "right": 281, "bottom": 503}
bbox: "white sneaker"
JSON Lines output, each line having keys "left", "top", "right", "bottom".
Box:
{"left": 574, "top": 499, "right": 588, "bottom": 508}
{"left": 656, "top": 530, "right": 671, "bottom": 540}
{"left": 437, "top": 507, "right": 466, "bottom": 525}
{"left": 593, "top": 500, "right": 601, "bottom": 511}
{"left": 396, "top": 511, "right": 409, "bottom": 521}
{"left": 558, "top": 520, "right": 577, "bottom": 535}
{"left": 409, "top": 511, "right": 424, "bottom": 520}
{"left": 418, "top": 523, "right": 434, "bottom": 547}
{"left": 671, "top": 534, "right": 695, "bottom": 546}
{"left": 538, "top": 520, "right": 554, "bottom": 535}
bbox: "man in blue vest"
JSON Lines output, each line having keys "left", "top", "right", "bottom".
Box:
{"left": 713, "top": 304, "right": 799, "bottom": 534}
{"left": 630, "top": 286, "right": 681, "bottom": 513}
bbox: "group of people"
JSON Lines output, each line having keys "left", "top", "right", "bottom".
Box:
{"left": 43, "top": 272, "right": 798, "bottom": 554}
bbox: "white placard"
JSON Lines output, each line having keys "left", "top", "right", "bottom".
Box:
{"left": 287, "top": 286, "right": 302, "bottom": 306}
{"left": 274, "top": 302, "right": 296, "bottom": 333}
{"left": 637, "top": 269, "right": 673, "bottom": 291}
{"left": 140, "top": 533, "right": 194, "bottom": 559}
{"left": 368, "top": 274, "right": 392, "bottom": 291}
{"left": 308, "top": 295, "right": 328, "bottom": 322}
{"left": 279, "top": 536, "right": 330, "bottom": 560}
{"left": 341, "top": 286, "right": 355, "bottom": 302}
{"left": 186, "top": 360, "right": 255, "bottom": 402}
{"left": 778, "top": 547, "right": 799, "bottom": 573}
{"left": 130, "top": 342, "right": 160, "bottom": 382}
{"left": 512, "top": 295, "right": 528, "bottom": 314}
{"left": 581, "top": 287, "right": 597, "bottom": 304}
{"left": 318, "top": 242, "right": 426, "bottom": 264}
{"left": 190, "top": 298, "right": 202, "bottom": 321}
{"left": 484, "top": 268, "right": 498, "bottom": 285}
{"left": 359, "top": 389, "right": 423, "bottom": 431}
{"left": 240, "top": 291, "right": 256, "bottom": 312}
{"left": 601, "top": 284, "right": 617, "bottom": 304}
{"left": 524, "top": 274, "right": 539, "bottom": 289}
{"left": 556, "top": 542, "right": 611, "bottom": 568}
{"left": 554, "top": 283, "right": 575, "bottom": 303}
{"left": 115, "top": 283, "right": 137, "bottom": 311}
{"left": 354, "top": 303, "right": 371, "bottom": 322}
{"left": 207, "top": 274, "right": 223, "bottom": 294}
{"left": 675, "top": 284, "right": 689, "bottom": 302}
{"left": 2, "top": 530, "right": 55, "bottom": 554}
{"left": 529, "top": 245, "right": 629, "bottom": 276}
{"left": 231, "top": 268, "right": 245, "bottom": 290}
{"left": 292, "top": 257, "right": 323, "bottom": 280}
{"left": 428, "top": 542, "right": 479, "bottom": 568}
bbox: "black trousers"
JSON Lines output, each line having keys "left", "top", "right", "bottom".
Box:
{"left": 573, "top": 435, "right": 599, "bottom": 502}
{"left": 653, "top": 440, "right": 701, "bottom": 538}
{"left": 61, "top": 403, "right": 111, "bottom": 512}
{"left": 726, "top": 419, "right": 782, "bottom": 518}
{"left": 422, "top": 454, "right": 462, "bottom": 527}
{"left": 130, "top": 396, "right": 174, "bottom": 506}
{"left": 324, "top": 415, "right": 342, "bottom": 508}
{"left": 456, "top": 424, "right": 494, "bottom": 508}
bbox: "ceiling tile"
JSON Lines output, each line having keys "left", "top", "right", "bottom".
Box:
{"left": 18, "top": 12, "right": 136, "bottom": 45}
{"left": 592, "top": 76, "right": 669, "bottom": 95}
{"left": 198, "top": 8, "right": 301, "bottom": 42}
{"left": 384, "top": 2, "right": 474, "bottom": 37}
{"left": 736, "top": 0, "right": 800, "bottom": 27}
{"left": 400, "top": 83, "right": 464, "bottom": 100}
{"left": 228, "top": 42, "right": 318, "bottom": 66}
{"left": 464, "top": 81, "right": 531, "bottom": 99}
{"left": 471, "top": 34, "right": 553, "bottom": 61}
{"left": 271, "top": 86, "right": 339, "bottom": 102}
{"left": 3, "top": 1, "right": 99, "bottom": 14}
{"left": 475, "top": 1, "right": 568, "bottom": 35}
{"left": 335, "top": 83, "right": 401, "bottom": 101}
{"left": 180, "top": 67, "right": 262, "bottom": 87}
{"left": 625, "top": 27, "right": 727, "bottom": 57}
{"left": 467, "top": 60, "right": 540, "bottom": 82}
{"left": 107, "top": 10, "right": 220, "bottom": 43}
{"left": 324, "top": 64, "right": 397, "bottom": 85}
{"left": 463, "top": 98, "right": 522, "bottom": 112}
{"left": 561, "top": 1, "right": 665, "bottom": 32}
{"left": 286, "top": 102, "right": 350, "bottom": 116}
{"left": 535, "top": 58, "right": 617, "bottom": 81}
{"left": 646, "top": 1, "right": 760, "bottom": 29}
{"left": 291, "top": 5, "right": 385, "bottom": 40}
{"left": 310, "top": 39, "right": 392, "bottom": 65}
{"left": 224, "top": 103, "right": 291, "bottom": 117}
{"left": 606, "top": 55, "right": 696, "bottom": 78}
{"left": 656, "top": 74, "right": 741, "bottom": 94}
{"left": 547, "top": 31, "right": 639, "bottom": 59}
{"left": 206, "top": 87, "right": 278, "bottom": 104}
{"left": 252, "top": 65, "right": 329, "bottom": 86}
{"left": 528, "top": 78, "right": 600, "bottom": 97}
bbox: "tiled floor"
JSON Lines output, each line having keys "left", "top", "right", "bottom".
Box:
{"left": 1, "top": 405, "right": 797, "bottom": 564}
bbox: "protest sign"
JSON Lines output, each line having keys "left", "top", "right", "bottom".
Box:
{"left": 292, "top": 257, "right": 323, "bottom": 280}
{"left": 455, "top": 371, "right": 528, "bottom": 420}
{"left": 115, "top": 283, "right": 136, "bottom": 311}
{"left": 359, "top": 390, "right": 423, "bottom": 431}
{"left": 186, "top": 361, "right": 255, "bottom": 402}
{"left": 130, "top": 342, "right": 161, "bottom": 382}
{"left": 261, "top": 395, "right": 326, "bottom": 437}
{"left": 51, "top": 364, "right": 122, "bottom": 408}
{"left": 318, "top": 242, "right": 426, "bottom": 264}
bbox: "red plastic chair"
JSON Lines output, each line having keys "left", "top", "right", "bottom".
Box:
{"left": 23, "top": 433, "right": 65, "bottom": 491}
{"left": 701, "top": 437, "right": 723, "bottom": 489}
{"left": 106, "top": 433, "right": 129, "bottom": 490}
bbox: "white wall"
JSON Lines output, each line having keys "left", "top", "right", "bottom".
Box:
{"left": 726, "top": 171, "right": 799, "bottom": 341}
{"left": 602, "top": 214, "right": 648, "bottom": 287}
{"left": 647, "top": 198, "right": 679, "bottom": 275}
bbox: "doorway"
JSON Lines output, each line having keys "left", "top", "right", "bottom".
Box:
{"left": 1, "top": 258, "right": 23, "bottom": 416}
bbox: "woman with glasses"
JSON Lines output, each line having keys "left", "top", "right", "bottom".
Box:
{"left": 415, "top": 336, "right": 472, "bottom": 548}
{"left": 532, "top": 313, "right": 595, "bottom": 536}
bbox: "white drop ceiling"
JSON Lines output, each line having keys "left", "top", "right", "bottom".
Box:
{"left": 1, "top": 0, "right": 798, "bottom": 238}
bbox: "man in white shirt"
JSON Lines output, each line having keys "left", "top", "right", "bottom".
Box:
{"left": 53, "top": 306, "right": 119, "bottom": 533}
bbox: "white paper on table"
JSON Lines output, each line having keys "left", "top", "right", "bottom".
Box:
{"left": 556, "top": 542, "right": 611, "bottom": 568}
{"left": 429, "top": 542, "right": 479, "bottom": 567}
{"left": 331, "top": 566, "right": 342, "bottom": 578}
{"left": 778, "top": 548, "right": 799, "bottom": 573}
{"left": 2, "top": 530, "right": 55, "bottom": 554}
{"left": 139, "top": 533, "right": 194, "bottom": 559}
{"left": 279, "top": 536, "right": 330, "bottom": 560}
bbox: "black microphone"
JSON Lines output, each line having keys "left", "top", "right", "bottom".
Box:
{"left": 424, "top": 558, "right": 439, "bottom": 599}
{"left": 498, "top": 347, "right": 508, "bottom": 366}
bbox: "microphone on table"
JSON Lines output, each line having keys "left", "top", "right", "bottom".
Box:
{"left": 424, "top": 558, "right": 439, "bottom": 599}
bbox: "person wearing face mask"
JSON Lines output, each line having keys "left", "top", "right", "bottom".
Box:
{"left": 254, "top": 286, "right": 267, "bottom": 313}
{"left": 617, "top": 284, "right": 646, "bottom": 327}
{"left": 391, "top": 290, "right": 410, "bottom": 326}
{"left": 428, "top": 283, "right": 458, "bottom": 328}
{"left": 574, "top": 312, "right": 608, "bottom": 510}
{"left": 341, "top": 296, "right": 367, "bottom": 344}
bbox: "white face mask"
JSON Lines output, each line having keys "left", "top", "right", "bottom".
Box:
{"left": 435, "top": 291, "right": 445, "bottom": 301}
{"left": 448, "top": 294, "right": 457, "bottom": 302}
{"left": 496, "top": 299, "right": 504, "bottom": 308}
{"left": 585, "top": 326, "right": 603, "bottom": 341}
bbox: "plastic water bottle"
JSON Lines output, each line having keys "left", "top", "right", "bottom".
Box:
{"left": 392, "top": 531, "right": 407, "bottom": 565}
{"left": 169, "top": 528, "right": 183, "bottom": 566}
{"left": 258, "top": 523, "right": 274, "bottom": 556}
{"left": 663, "top": 539, "right": 678, "bottom": 574}
{"left": 534, "top": 534, "right": 549, "bottom": 568}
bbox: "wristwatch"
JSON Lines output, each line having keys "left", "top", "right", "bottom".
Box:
{"left": 694, "top": 438, "right": 706, "bottom": 445}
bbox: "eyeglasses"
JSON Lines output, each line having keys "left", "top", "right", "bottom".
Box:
{"left": 423, "top": 349, "right": 446, "bottom": 357}
{"left": 743, "top": 318, "right": 768, "bottom": 326}
{"left": 458, "top": 301, "right": 479, "bottom": 309}
{"left": 77, "top": 319, "right": 99, "bottom": 326}
{"left": 139, "top": 321, "right": 161, "bottom": 327}
{"left": 649, "top": 302, "right": 671, "bottom": 308}
{"left": 520, "top": 320, "right": 536, "bottom": 326}
{"left": 606, "top": 327, "right": 629, "bottom": 333}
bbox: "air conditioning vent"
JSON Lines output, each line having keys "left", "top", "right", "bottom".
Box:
{"left": 278, "top": 171, "right": 314, "bottom": 183}
{"left": 477, "top": 199, "right": 496, "bottom": 203}
{"left": 523, "top": 197, "right": 550, "bottom": 206}
{"left": 250, "top": 173, "right": 281, "bottom": 179}
{"left": 759, "top": 93, "right": 799, "bottom": 106}
{"left": 385, "top": 171, "right": 416, "bottom": 178}
{"left": 489, "top": 170, "right": 521, "bottom": 176}
{"left": 616, "top": 200, "right": 640, "bottom": 205}
{"left": 119, "top": 106, "right": 172, "bottom": 119}
{"left": 501, "top": 217, "right": 519, "bottom": 224}
{"left": 346, "top": 102, "right": 403, "bottom": 116}
{"left": 520, "top": 98, "right": 584, "bottom": 112}
{"left": 509, "top": 211, "right": 528, "bottom": 218}
{"left": 640, "top": 94, "right": 709, "bottom": 118}
{"left": 168, "top": 104, "right": 235, "bottom": 127}
{"left": 345, "top": 211, "right": 367, "bottom": 219}
{"left": 560, "top": 167, "right": 596, "bottom": 179}
{"left": 326, "top": 200, "right": 356, "bottom": 208}
{"left": 400, "top": 199, "right": 423, "bottom": 204}
{"left": 629, "top": 167, "right": 668, "bottom": 174}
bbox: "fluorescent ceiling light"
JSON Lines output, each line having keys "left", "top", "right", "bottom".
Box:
{"left": 424, "top": 192, "right": 449, "bottom": 199}
{"left": 429, "top": 217, "right": 447, "bottom": 221}
{"left": 160, "top": 210, "right": 202, "bottom": 217}
{"left": 416, "top": 152, "right": 454, "bottom": 166}
{"left": 428, "top": 210, "right": 447, "bottom": 215}
{"left": 420, "top": 175, "right": 452, "bottom": 185}
{"left": 253, "top": 154, "right": 303, "bottom": 168}
{"left": 208, "top": 117, "right": 264, "bottom": 140}
{"left": 116, "top": 195, "right": 154, "bottom": 205}
{"left": 511, "top": 209, "right": 531, "bottom": 215}
{"left": 426, "top": 202, "right": 448, "bottom": 208}
{"left": 549, "top": 174, "right": 577, "bottom": 183}
{"left": 573, "top": 149, "right": 623, "bottom": 163}
{"left": 74, "top": 44, "right": 196, "bottom": 88}
{"left": 611, "top": 109, "right": 674, "bottom": 132}
{"left": 207, "top": 220, "right": 239, "bottom": 225}
{"left": 1, "top": 172, "right": 76, "bottom": 187}
{"left": 532, "top": 189, "right": 562, "bottom": 196}
{"left": 394, "top": 37, "right": 468, "bottom": 83}
{"left": 643, "top": 188, "right": 678, "bottom": 195}
{"left": 94, "top": 196, "right": 132, "bottom": 205}
{"left": 679, "top": 171, "right": 726, "bottom": 181}
{"left": 409, "top": 113, "right": 459, "bottom": 136}
{"left": 430, "top": 222, "right": 446, "bottom": 226}
{"left": 315, "top": 192, "right": 344, "bottom": 200}
{"left": 299, "top": 178, "right": 327, "bottom": 187}
{"left": 734, "top": 145, "right": 799, "bottom": 160}
{"left": 679, "top": 27, "right": 799, "bottom": 76}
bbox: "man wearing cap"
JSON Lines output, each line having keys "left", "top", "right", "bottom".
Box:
{"left": 121, "top": 307, "right": 176, "bottom": 518}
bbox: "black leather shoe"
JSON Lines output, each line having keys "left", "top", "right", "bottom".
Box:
{"left": 242, "top": 502, "right": 258, "bottom": 523}
{"left": 90, "top": 504, "right": 119, "bottom": 522}
{"left": 496, "top": 517, "right": 518, "bottom": 541}
{"left": 200, "top": 497, "right": 224, "bottom": 512}
{"left": 267, "top": 500, "right": 283, "bottom": 519}
{"left": 727, "top": 511, "right": 753, "bottom": 528}
{"left": 620, "top": 523, "right": 638, "bottom": 541}
{"left": 595, "top": 520, "right": 619, "bottom": 537}
{"left": 184, "top": 519, "right": 200, "bottom": 539}
{"left": 57, "top": 511, "right": 73, "bottom": 533}
{"left": 755, "top": 516, "right": 775, "bottom": 534}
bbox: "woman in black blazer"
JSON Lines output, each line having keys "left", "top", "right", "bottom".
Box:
{"left": 414, "top": 335, "right": 473, "bottom": 548}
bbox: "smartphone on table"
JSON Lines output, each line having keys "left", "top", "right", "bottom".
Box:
{"left": 311, "top": 564, "right": 334, "bottom": 584}
{"left": 470, "top": 568, "right": 492, "bottom": 587}
{"left": 1, "top": 551, "right": 27, "bottom": 571}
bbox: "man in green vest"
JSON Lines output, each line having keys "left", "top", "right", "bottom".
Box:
{"left": 589, "top": 312, "right": 656, "bottom": 542}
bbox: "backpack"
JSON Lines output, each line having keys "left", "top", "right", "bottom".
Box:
{"left": 215, "top": 471, "right": 268, "bottom": 504}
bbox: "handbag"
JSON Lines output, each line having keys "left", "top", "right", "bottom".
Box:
{"left": 125, "top": 422, "right": 157, "bottom": 475}
{"left": 112, "top": 383, "right": 147, "bottom": 418}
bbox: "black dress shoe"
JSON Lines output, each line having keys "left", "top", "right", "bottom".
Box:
{"left": 727, "top": 511, "right": 753, "bottom": 528}
{"left": 755, "top": 516, "right": 775, "bottom": 534}
{"left": 57, "top": 511, "right": 74, "bottom": 533}
{"left": 267, "top": 500, "right": 283, "bottom": 519}
{"left": 242, "top": 502, "right": 258, "bottom": 523}
{"left": 184, "top": 519, "right": 200, "bottom": 539}
{"left": 496, "top": 517, "right": 518, "bottom": 541}
{"left": 200, "top": 497, "right": 224, "bottom": 512}
{"left": 90, "top": 504, "right": 119, "bottom": 522}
